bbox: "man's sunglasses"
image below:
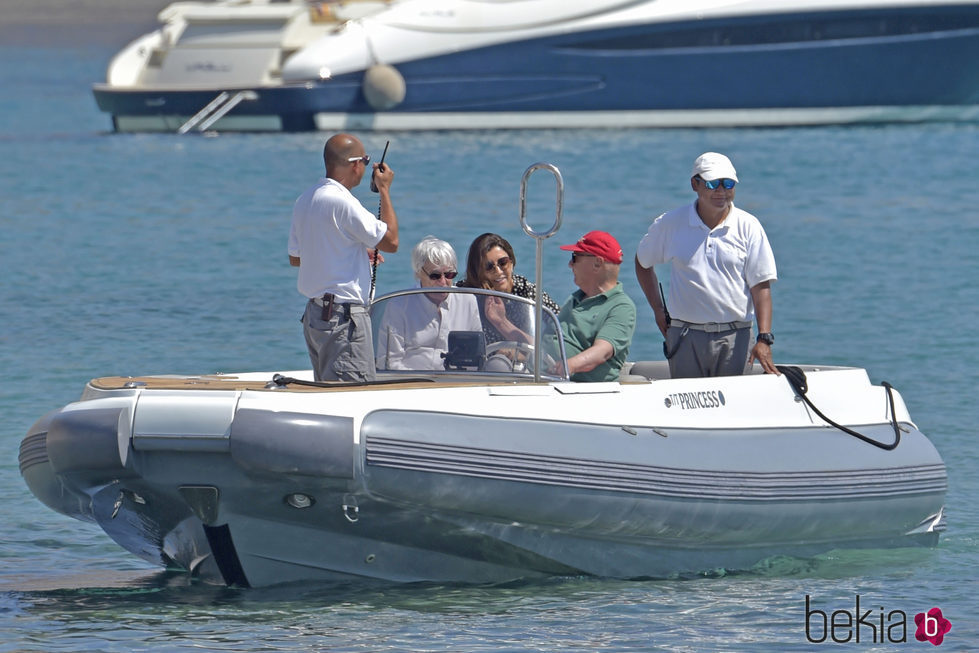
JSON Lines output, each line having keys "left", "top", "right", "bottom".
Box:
{"left": 347, "top": 154, "right": 371, "bottom": 165}
{"left": 699, "top": 177, "right": 736, "bottom": 190}
{"left": 426, "top": 270, "right": 457, "bottom": 281}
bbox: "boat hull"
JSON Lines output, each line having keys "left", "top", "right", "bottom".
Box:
{"left": 20, "top": 367, "right": 947, "bottom": 587}
{"left": 94, "top": 3, "right": 979, "bottom": 131}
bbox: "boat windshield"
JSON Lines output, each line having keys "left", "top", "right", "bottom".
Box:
{"left": 370, "top": 287, "right": 568, "bottom": 381}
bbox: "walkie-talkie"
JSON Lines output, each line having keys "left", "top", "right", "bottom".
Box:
{"left": 370, "top": 140, "right": 389, "bottom": 193}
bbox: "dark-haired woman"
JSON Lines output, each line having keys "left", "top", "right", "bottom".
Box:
{"left": 457, "top": 232, "right": 559, "bottom": 344}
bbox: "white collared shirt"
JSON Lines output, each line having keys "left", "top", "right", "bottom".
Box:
{"left": 637, "top": 201, "right": 777, "bottom": 323}
{"left": 288, "top": 177, "right": 386, "bottom": 303}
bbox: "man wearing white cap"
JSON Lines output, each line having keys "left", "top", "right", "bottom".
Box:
{"left": 634, "top": 152, "right": 778, "bottom": 378}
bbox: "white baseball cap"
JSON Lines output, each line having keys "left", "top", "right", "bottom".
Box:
{"left": 691, "top": 152, "right": 739, "bottom": 182}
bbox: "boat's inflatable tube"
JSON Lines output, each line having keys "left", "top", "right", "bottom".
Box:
{"left": 22, "top": 406, "right": 134, "bottom": 520}
{"left": 363, "top": 64, "right": 406, "bottom": 110}
{"left": 19, "top": 409, "right": 87, "bottom": 519}
{"left": 47, "top": 406, "right": 132, "bottom": 477}
{"left": 229, "top": 409, "right": 354, "bottom": 478}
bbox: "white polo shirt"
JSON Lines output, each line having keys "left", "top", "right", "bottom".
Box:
{"left": 636, "top": 201, "right": 777, "bottom": 324}
{"left": 288, "top": 177, "right": 386, "bottom": 303}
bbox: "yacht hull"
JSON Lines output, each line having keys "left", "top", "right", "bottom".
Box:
{"left": 93, "top": 2, "right": 979, "bottom": 131}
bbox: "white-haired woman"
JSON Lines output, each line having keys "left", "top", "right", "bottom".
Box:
{"left": 375, "top": 237, "right": 481, "bottom": 370}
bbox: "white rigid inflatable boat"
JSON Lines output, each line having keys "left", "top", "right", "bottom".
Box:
{"left": 19, "top": 166, "right": 947, "bottom": 587}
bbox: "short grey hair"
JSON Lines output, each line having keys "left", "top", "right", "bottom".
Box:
{"left": 411, "top": 236, "right": 458, "bottom": 280}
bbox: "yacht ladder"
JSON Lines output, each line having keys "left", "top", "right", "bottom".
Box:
{"left": 177, "top": 90, "right": 259, "bottom": 134}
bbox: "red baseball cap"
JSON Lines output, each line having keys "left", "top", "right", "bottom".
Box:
{"left": 559, "top": 230, "right": 624, "bottom": 264}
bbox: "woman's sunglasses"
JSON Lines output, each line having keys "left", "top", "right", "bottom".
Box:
{"left": 484, "top": 256, "right": 511, "bottom": 272}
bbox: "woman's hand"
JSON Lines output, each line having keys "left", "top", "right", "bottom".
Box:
{"left": 484, "top": 295, "right": 530, "bottom": 342}
{"left": 484, "top": 295, "right": 507, "bottom": 326}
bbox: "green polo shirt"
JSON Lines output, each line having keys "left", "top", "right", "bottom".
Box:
{"left": 558, "top": 282, "right": 636, "bottom": 382}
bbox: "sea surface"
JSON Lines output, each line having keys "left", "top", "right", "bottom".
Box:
{"left": 1, "top": 37, "right": 977, "bottom": 652}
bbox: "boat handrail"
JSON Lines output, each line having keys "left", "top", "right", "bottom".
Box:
{"left": 374, "top": 285, "right": 550, "bottom": 308}
{"left": 177, "top": 90, "right": 259, "bottom": 134}
{"left": 519, "top": 162, "right": 563, "bottom": 382}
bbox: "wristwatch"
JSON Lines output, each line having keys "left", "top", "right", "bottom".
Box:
{"left": 756, "top": 332, "right": 775, "bottom": 346}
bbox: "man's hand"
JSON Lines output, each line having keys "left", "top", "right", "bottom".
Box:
{"left": 371, "top": 162, "right": 394, "bottom": 192}
{"left": 750, "top": 342, "right": 779, "bottom": 375}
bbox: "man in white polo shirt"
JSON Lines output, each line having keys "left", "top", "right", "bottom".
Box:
{"left": 289, "top": 133, "right": 399, "bottom": 382}
{"left": 635, "top": 152, "right": 778, "bottom": 378}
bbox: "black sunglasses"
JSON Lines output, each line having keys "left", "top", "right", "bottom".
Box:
{"left": 570, "top": 252, "right": 595, "bottom": 264}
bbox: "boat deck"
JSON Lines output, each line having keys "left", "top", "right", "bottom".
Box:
{"left": 86, "top": 361, "right": 843, "bottom": 393}
{"left": 87, "top": 374, "right": 536, "bottom": 393}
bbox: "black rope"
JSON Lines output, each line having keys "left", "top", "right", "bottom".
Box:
{"left": 369, "top": 197, "right": 381, "bottom": 302}
{"left": 777, "top": 365, "right": 902, "bottom": 451}
{"left": 270, "top": 374, "right": 434, "bottom": 389}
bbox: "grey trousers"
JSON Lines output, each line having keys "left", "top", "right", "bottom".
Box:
{"left": 302, "top": 300, "right": 376, "bottom": 382}
{"left": 665, "top": 325, "right": 751, "bottom": 378}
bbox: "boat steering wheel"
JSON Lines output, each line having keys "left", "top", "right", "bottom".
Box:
{"left": 483, "top": 341, "right": 536, "bottom": 373}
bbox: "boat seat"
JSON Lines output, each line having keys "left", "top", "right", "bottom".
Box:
{"left": 621, "top": 360, "right": 774, "bottom": 382}
{"left": 620, "top": 360, "right": 670, "bottom": 382}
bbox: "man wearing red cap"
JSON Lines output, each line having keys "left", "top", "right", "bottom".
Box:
{"left": 635, "top": 152, "right": 778, "bottom": 378}
{"left": 556, "top": 230, "right": 636, "bottom": 382}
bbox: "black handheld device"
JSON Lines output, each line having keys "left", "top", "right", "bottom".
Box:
{"left": 659, "top": 283, "right": 671, "bottom": 327}
{"left": 370, "top": 140, "right": 390, "bottom": 193}
{"left": 659, "top": 283, "right": 673, "bottom": 359}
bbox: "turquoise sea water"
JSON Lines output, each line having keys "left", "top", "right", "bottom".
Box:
{"left": 1, "top": 43, "right": 978, "bottom": 651}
